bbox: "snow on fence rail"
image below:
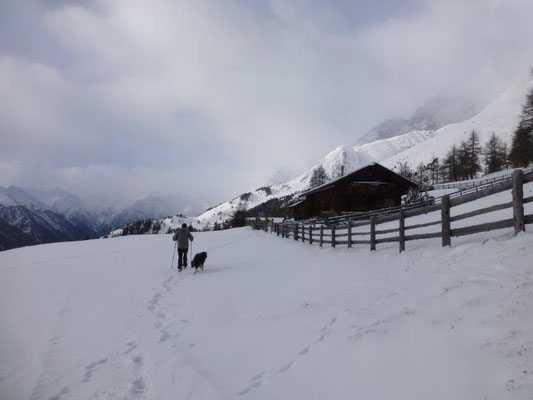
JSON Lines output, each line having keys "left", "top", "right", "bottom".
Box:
{"left": 432, "top": 167, "right": 533, "bottom": 190}
{"left": 254, "top": 170, "right": 533, "bottom": 253}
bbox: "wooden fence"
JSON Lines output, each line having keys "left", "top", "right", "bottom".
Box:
{"left": 326, "top": 168, "right": 533, "bottom": 226}
{"left": 255, "top": 170, "right": 533, "bottom": 253}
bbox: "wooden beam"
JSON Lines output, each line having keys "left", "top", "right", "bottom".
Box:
{"left": 348, "top": 220, "right": 352, "bottom": 248}
{"left": 399, "top": 208, "right": 405, "bottom": 253}
{"left": 441, "top": 195, "right": 451, "bottom": 247}
{"left": 451, "top": 218, "right": 514, "bottom": 237}
{"left": 512, "top": 169, "right": 525, "bottom": 234}
{"left": 450, "top": 201, "right": 513, "bottom": 222}
{"left": 370, "top": 217, "right": 376, "bottom": 251}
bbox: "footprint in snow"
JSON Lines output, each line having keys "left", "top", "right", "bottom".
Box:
{"left": 83, "top": 358, "right": 108, "bottom": 382}
{"left": 132, "top": 355, "right": 144, "bottom": 368}
{"left": 124, "top": 341, "right": 138, "bottom": 355}
{"left": 278, "top": 361, "right": 294, "bottom": 373}
{"left": 130, "top": 378, "right": 147, "bottom": 396}
{"left": 46, "top": 385, "right": 70, "bottom": 400}
{"left": 159, "top": 330, "right": 170, "bottom": 343}
{"left": 237, "top": 375, "right": 264, "bottom": 396}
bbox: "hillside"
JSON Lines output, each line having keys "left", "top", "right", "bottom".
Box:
{"left": 356, "top": 95, "right": 478, "bottom": 145}
{"left": 382, "top": 77, "right": 531, "bottom": 170}
{"left": 0, "top": 186, "right": 210, "bottom": 251}
{"left": 191, "top": 76, "right": 531, "bottom": 228}
{"left": 2, "top": 218, "right": 533, "bottom": 398}
{"left": 0, "top": 186, "right": 97, "bottom": 247}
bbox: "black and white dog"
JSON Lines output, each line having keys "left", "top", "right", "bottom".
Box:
{"left": 191, "top": 252, "right": 207, "bottom": 272}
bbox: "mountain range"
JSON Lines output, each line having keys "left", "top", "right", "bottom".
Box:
{"left": 193, "top": 75, "right": 531, "bottom": 228}
{"left": 3, "top": 75, "right": 531, "bottom": 246}
{"left": 355, "top": 95, "right": 478, "bottom": 145}
{"left": 0, "top": 187, "right": 208, "bottom": 251}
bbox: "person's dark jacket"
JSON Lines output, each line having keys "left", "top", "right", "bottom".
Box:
{"left": 173, "top": 227, "right": 194, "bottom": 249}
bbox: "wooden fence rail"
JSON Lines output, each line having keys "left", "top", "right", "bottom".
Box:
{"left": 253, "top": 169, "right": 533, "bottom": 254}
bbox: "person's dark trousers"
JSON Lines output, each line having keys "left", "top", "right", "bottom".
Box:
{"left": 178, "top": 248, "right": 188, "bottom": 269}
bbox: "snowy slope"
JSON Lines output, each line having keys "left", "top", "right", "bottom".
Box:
{"left": 196, "top": 145, "right": 374, "bottom": 226}
{"left": 24, "top": 187, "right": 107, "bottom": 235}
{"left": 103, "top": 76, "right": 530, "bottom": 233}
{"left": 356, "top": 95, "right": 477, "bottom": 145}
{"left": 196, "top": 77, "right": 530, "bottom": 227}
{"left": 2, "top": 201, "right": 533, "bottom": 399}
{"left": 356, "top": 130, "right": 435, "bottom": 162}
{"left": 110, "top": 193, "right": 208, "bottom": 230}
{"left": 0, "top": 186, "right": 97, "bottom": 244}
{"left": 382, "top": 77, "right": 532, "bottom": 169}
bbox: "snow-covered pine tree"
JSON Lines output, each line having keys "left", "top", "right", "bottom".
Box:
{"left": 509, "top": 81, "right": 533, "bottom": 167}
{"left": 308, "top": 165, "right": 329, "bottom": 189}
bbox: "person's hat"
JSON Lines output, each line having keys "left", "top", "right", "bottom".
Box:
{"left": 182, "top": 223, "right": 187, "bottom": 228}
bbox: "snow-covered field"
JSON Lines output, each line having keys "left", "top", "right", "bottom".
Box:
{"left": 1, "top": 221, "right": 533, "bottom": 399}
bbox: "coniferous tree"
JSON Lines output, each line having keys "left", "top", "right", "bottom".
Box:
{"left": 457, "top": 141, "right": 471, "bottom": 180}
{"left": 229, "top": 209, "right": 248, "bottom": 228}
{"left": 309, "top": 165, "right": 329, "bottom": 189}
{"left": 509, "top": 78, "right": 533, "bottom": 167}
{"left": 442, "top": 145, "right": 459, "bottom": 181}
{"left": 483, "top": 133, "right": 508, "bottom": 173}
{"left": 396, "top": 162, "right": 415, "bottom": 181}
{"left": 466, "top": 130, "right": 482, "bottom": 178}
{"left": 426, "top": 158, "right": 441, "bottom": 185}
{"left": 501, "top": 142, "right": 510, "bottom": 169}
{"left": 414, "top": 162, "right": 430, "bottom": 185}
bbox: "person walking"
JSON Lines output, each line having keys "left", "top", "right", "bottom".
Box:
{"left": 173, "top": 223, "right": 194, "bottom": 271}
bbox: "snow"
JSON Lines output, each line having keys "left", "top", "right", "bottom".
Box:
{"left": 2, "top": 193, "right": 533, "bottom": 399}
{"left": 382, "top": 77, "right": 532, "bottom": 169}
{"left": 194, "top": 77, "right": 531, "bottom": 229}
{"left": 196, "top": 146, "right": 375, "bottom": 227}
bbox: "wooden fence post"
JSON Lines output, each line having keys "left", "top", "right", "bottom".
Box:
{"left": 513, "top": 169, "right": 525, "bottom": 234}
{"left": 300, "top": 223, "right": 304, "bottom": 242}
{"left": 319, "top": 225, "right": 324, "bottom": 247}
{"left": 399, "top": 209, "right": 405, "bottom": 253}
{"left": 441, "top": 195, "right": 451, "bottom": 247}
{"left": 309, "top": 225, "right": 313, "bottom": 244}
{"left": 348, "top": 220, "right": 352, "bottom": 248}
{"left": 370, "top": 217, "right": 376, "bottom": 251}
{"left": 294, "top": 224, "right": 298, "bottom": 241}
{"left": 331, "top": 225, "right": 336, "bottom": 248}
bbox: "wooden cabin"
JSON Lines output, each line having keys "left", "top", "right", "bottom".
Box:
{"left": 290, "top": 163, "right": 417, "bottom": 220}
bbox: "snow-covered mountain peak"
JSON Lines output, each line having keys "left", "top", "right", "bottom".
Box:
{"left": 321, "top": 145, "right": 375, "bottom": 179}
{"left": 382, "top": 75, "right": 532, "bottom": 170}
{"left": 356, "top": 95, "right": 478, "bottom": 145}
{"left": 256, "top": 166, "right": 300, "bottom": 188}
{"left": 24, "top": 187, "right": 90, "bottom": 215}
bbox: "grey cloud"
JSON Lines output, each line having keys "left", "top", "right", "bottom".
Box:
{"left": 1, "top": 0, "right": 532, "bottom": 206}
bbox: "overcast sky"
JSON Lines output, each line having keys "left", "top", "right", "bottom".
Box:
{"left": 1, "top": 0, "right": 532, "bottom": 207}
